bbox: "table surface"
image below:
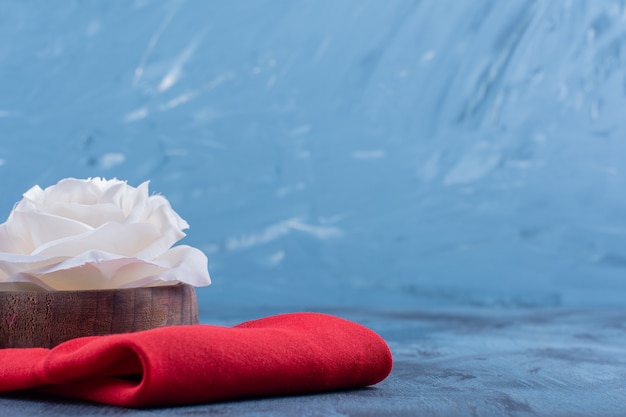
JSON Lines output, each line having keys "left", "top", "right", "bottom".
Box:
{"left": 2, "top": 307, "right": 625, "bottom": 417}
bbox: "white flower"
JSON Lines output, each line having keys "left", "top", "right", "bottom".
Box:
{"left": 0, "top": 178, "right": 211, "bottom": 291}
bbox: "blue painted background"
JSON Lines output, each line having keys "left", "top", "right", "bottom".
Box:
{"left": 1, "top": 0, "right": 626, "bottom": 311}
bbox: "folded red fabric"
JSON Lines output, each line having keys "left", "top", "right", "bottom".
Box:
{"left": 0, "top": 313, "right": 392, "bottom": 407}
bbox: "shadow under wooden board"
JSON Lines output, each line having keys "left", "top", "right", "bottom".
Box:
{"left": 0, "top": 307, "right": 625, "bottom": 416}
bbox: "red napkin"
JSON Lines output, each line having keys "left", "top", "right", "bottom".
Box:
{"left": 0, "top": 313, "right": 392, "bottom": 407}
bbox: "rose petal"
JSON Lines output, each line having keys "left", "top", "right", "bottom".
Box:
{"left": 97, "top": 180, "right": 128, "bottom": 205}
{"left": 25, "top": 250, "right": 125, "bottom": 274}
{"left": 146, "top": 195, "right": 189, "bottom": 231}
{"left": 2, "top": 251, "right": 148, "bottom": 290}
{"left": 20, "top": 185, "right": 46, "bottom": 205}
{"left": 42, "top": 202, "right": 126, "bottom": 228}
{"left": 146, "top": 245, "right": 211, "bottom": 287}
{"left": 132, "top": 203, "right": 186, "bottom": 259}
{"left": 20, "top": 255, "right": 165, "bottom": 290}
{"left": 42, "top": 178, "right": 101, "bottom": 205}
{"left": 0, "top": 280, "right": 49, "bottom": 291}
{"left": 1, "top": 273, "right": 56, "bottom": 290}
{"left": 13, "top": 264, "right": 110, "bottom": 291}
{"left": 0, "top": 217, "right": 32, "bottom": 254}
{"left": 123, "top": 181, "right": 150, "bottom": 222}
{"left": 103, "top": 259, "right": 168, "bottom": 288}
{"left": 31, "top": 222, "right": 162, "bottom": 258}
{"left": 11, "top": 211, "right": 93, "bottom": 251}
{"left": 0, "top": 253, "right": 64, "bottom": 281}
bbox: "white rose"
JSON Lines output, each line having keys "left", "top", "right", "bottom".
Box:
{"left": 0, "top": 177, "right": 211, "bottom": 291}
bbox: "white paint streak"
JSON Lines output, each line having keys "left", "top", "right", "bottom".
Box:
{"left": 99, "top": 153, "right": 126, "bottom": 169}
{"left": 269, "top": 250, "right": 285, "bottom": 266}
{"left": 159, "top": 73, "right": 234, "bottom": 111}
{"left": 223, "top": 218, "right": 342, "bottom": 251}
{"left": 157, "top": 32, "right": 205, "bottom": 93}
{"left": 161, "top": 91, "right": 195, "bottom": 110}
{"left": 225, "top": 221, "right": 292, "bottom": 251}
{"left": 133, "top": 0, "right": 183, "bottom": 86}
{"left": 204, "top": 72, "right": 235, "bottom": 90}
{"left": 124, "top": 107, "right": 149, "bottom": 122}
{"left": 158, "top": 68, "right": 181, "bottom": 92}
{"left": 287, "top": 220, "right": 343, "bottom": 239}
{"left": 0, "top": 159, "right": 5, "bottom": 167}
{"left": 444, "top": 142, "right": 501, "bottom": 185}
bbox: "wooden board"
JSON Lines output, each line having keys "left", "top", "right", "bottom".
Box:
{"left": 0, "top": 285, "right": 198, "bottom": 348}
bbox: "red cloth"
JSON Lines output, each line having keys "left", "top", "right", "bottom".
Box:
{"left": 0, "top": 313, "right": 392, "bottom": 407}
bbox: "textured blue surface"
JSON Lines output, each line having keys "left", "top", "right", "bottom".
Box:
{"left": 2, "top": 1, "right": 626, "bottom": 310}
{"left": 2, "top": 308, "right": 626, "bottom": 416}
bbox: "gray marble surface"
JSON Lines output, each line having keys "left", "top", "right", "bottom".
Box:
{"left": 1, "top": 307, "right": 625, "bottom": 416}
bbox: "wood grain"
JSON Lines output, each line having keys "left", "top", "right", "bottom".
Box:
{"left": 0, "top": 285, "right": 198, "bottom": 348}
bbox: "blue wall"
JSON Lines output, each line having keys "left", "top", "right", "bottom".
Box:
{"left": 2, "top": 0, "right": 626, "bottom": 310}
